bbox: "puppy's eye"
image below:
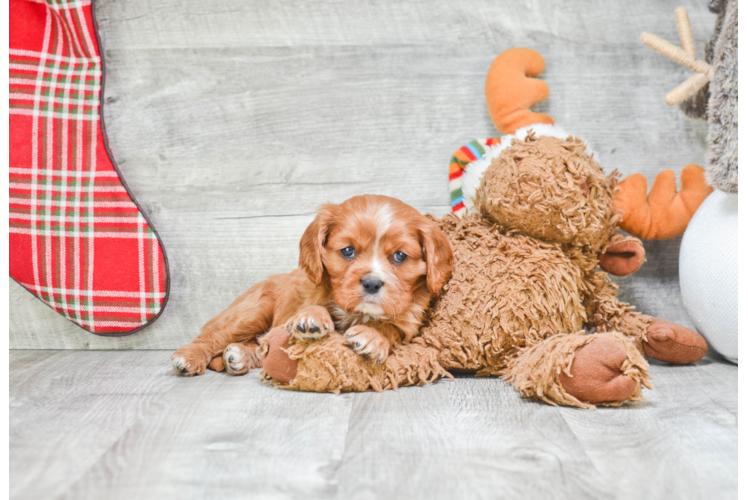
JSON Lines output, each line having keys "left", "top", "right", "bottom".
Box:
{"left": 340, "top": 246, "right": 356, "bottom": 259}
{"left": 393, "top": 251, "right": 407, "bottom": 264}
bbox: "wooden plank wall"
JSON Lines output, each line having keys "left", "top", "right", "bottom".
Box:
{"left": 9, "top": 0, "right": 715, "bottom": 349}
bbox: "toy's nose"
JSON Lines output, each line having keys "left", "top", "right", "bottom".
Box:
{"left": 361, "top": 277, "right": 384, "bottom": 294}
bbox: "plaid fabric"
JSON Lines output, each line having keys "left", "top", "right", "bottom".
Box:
{"left": 448, "top": 138, "right": 500, "bottom": 216}
{"left": 9, "top": 0, "right": 169, "bottom": 335}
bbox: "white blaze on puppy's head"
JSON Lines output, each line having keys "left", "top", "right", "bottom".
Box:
{"left": 361, "top": 202, "right": 395, "bottom": 299}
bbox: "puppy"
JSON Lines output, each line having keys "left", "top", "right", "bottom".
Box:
{"left": 172, "top": 194, "right": 453, "bottom": 377}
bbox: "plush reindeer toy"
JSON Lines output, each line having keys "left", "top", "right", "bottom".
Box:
{"left": 257, "top": 48, "right": 709, "bottom": 409}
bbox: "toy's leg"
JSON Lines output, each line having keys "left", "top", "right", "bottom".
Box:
{"left": 641, "top": 319, "right": 709, "bottom": 364}
{"left": 585, "top": 272, "right": 707, "bottom": 364}
{"left": 260, "top": 328, "right": 451, "bottom": 393}
{"left": 505, "top": 332, "right": 651, "bottom": 409}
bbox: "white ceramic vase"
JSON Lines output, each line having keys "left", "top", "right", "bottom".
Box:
{"left": 679, "top": 190, "right": 738, "bottom": 363}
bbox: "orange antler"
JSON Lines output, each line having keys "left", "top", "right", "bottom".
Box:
{"left": 614, "top": 165, "right": 713, "bottom": 240}
{"left": 485, "top": 48, "right": 555, "bottom": 135}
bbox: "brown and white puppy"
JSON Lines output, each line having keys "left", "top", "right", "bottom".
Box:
{"left": 172, "top": 194, "right": 453, "bottom": 377}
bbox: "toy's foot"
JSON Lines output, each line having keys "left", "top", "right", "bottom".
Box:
{"left": 285, "top": 306, "right": 335, "bottom": 341}
{"left": 172, "top": 344, "right": 211, "bottom": 376}
{"left": 261, "top": 327, "right": 298, "bottom": 383}
{"left": 559, "top": 338, "right": 637, "bottom": 404}
{"left": 223, "top": 343, "right": 262, "bottom": 376}
{"left": 643, "top": 319, "right": 708, "bottom": 364}
{"left": 208, "top": 356, "right": 225, "bottom": 372}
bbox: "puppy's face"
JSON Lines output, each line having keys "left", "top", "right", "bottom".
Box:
{"left": 299, "top": 195, "right": 453, "bottom": 319}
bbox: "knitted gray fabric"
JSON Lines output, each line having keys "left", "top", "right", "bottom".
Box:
{"left": 679, "top": 0, "right": 738, "bottom": 192}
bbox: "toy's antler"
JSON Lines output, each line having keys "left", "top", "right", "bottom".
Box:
{"left": 641, "top": 7, "right": 714, "bottom": 105}
{"left": 614, "top": 165, "right": 713, "bottom": 240}
{"left": 485, "top": 48, "right": 555, "bottom": 135}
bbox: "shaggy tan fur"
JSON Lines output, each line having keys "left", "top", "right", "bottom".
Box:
{"left": 419, "top": 213, "right": 588, "bottom": 375}
{"left": 266, "top": 133, "right": 658, "bottom": 408}
{"left": 262, "top": 333, "right": 451, "bottom": 393}
{"left": 582, "top": 270, "right": 652, "bottom": 352}
{"left": 478, "top": 134, "right": 617, "bottom": 251}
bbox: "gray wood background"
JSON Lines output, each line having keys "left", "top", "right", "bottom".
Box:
{"left": 10, "top": 0, "right": 715, "bottom": 348}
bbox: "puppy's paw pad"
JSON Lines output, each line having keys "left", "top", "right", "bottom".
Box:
{"left": 171, "top": 351, "right": 207, "bottom": 377}
{"left": 172, "top": 355, "right": 189, "bottom": 374}
{"left": 344, "top": 325, "right": 390, "bottom": 363}
{"left": 223, "top": 344, "right": 250, "bottom": 376}
{"left": 286, "top": 307, "right": 334, "bottom": 341}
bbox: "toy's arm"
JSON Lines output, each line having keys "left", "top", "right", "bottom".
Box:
{"left": 598, "top": 234, "right": 646, "bottom": 276}
{"left": 583, "top": 271, "right": 652, "bottom": 350}
{"left": 613, "top": 164, "right": 712, "bottom": 240}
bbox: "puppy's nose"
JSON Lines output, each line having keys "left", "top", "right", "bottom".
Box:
{"left": 361, "top": 277, "right": 384, "bottom": 294}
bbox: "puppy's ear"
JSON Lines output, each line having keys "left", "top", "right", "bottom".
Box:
{"left": 420, "top": 221, "right": 454, "bottom": 294}
{"left": 299, "top": 204, "right": 338, "bottom": 287}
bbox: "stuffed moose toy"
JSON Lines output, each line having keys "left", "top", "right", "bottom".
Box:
{"left": 234, "top": 49, "right": 710, "bottom": 408}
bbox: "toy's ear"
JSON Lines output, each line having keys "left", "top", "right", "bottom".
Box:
{"left": 419, "top": 221, "right": 454, "bottom": 294}
{"left": 613, "top": 165, "right": 713, "bottom": 240}
{"left": 599, "top": 236, "right": 646, "bottom": 276}
{"left": 485, "top": 48, "right": 555, "bottom": 135}
{"left": 299, "top": 204, "right": 339, "bottom": 287}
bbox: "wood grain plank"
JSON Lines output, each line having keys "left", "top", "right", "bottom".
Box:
{"left": 335, "top": 378, "right": 609, "bottom": 499}
{"left": 11, "top": 350, "right": 735, "bottom": 499}
{"left": 9, "top": 351, "right": 179, "bottom": 499}
{"left": 333, "top": 356, "right": 737, "bottom": 499}
{"left": 93, "top": 0, "right": 714, "bottom": 49}
{"left": 559, "top": 353, "right": 738, "bottom": 499}
{"left": 56, "top": 363, "right": 353, "bottom": 499}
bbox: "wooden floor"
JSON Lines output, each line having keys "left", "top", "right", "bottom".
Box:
{"left": 10, "top": 350, "right": 737, "bottom": 499}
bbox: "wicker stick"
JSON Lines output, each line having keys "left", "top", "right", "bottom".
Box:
{"left": 640, "top": 32, "right": 711, "bottom": 74}
{"left": 665, "top": 72, "right": 710, "bottom": 105}
{"left": 674, "top": 7, "right": 697, "bottom": 57}
{"left": 640, "top": 6, "right": 714, "bottom": 106}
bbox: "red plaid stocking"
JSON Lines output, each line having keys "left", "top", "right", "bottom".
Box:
{"left": 9, "top": 0, "right": 169, "bottom": 335}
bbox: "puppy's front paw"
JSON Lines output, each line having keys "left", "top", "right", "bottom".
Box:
{"left": 172, "top": 345, "right": 210, "bottom": 377}
{"left": 344, "top": 325, "right": 390, "bottom": 363}
{"left": 286, "top": 306, "right": 335, "bottom": 341}
{"left": 223, "top": 343, "right": 262, "bottom": 376}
